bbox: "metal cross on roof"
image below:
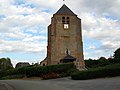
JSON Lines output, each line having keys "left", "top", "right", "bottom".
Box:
{"left": 63, "top": 0, "right": 65, "bottom": 2}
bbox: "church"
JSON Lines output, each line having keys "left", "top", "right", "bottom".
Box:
{"left": 40, "top": 4, "right": 85, "bottom": 70}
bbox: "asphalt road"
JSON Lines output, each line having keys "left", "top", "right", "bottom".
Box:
{"left": 0, "top": 80, "right": 71, "bottom": 90}
{"left": 0, "top": 77, "right": 120, "bottom": 90}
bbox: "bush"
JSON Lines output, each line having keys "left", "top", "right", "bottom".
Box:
{"left": 1, "top": 75, "right": 24, "bottom": 80}
{"left": 71, "top": 64, "right": 120, "bottom": 80}
{"left": 85, "top": 57, "right": 110, "bottom": 69}
{"left": 5, "top": 63, "right": 75, "bottom": 79}
{"left": 99, "top": 57, "right": 110, "bottom": 66}
{"left": 42, "top": 72, "right": 60, "bottom": 79}
{"left": 109, "top": 59, "right": 120, "bottom": 64}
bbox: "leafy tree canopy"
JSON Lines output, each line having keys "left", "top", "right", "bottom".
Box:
{"left": 114, "top": 48, "right": 120, "bottom": 59}
{"left": 0, "top": 57, "right": 13, "bottom": 73}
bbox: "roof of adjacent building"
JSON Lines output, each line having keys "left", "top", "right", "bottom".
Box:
{"left": 55, "top": 4, "right": 76, "bottom": 16}
{"left": 60, "top": 55, "right": 76, "bottom": 63}
{"left": 15, "top": 62, "right": 30, "bottom": 68}
{"left": 63, "top": 55, "right": 76, "bottom": 60}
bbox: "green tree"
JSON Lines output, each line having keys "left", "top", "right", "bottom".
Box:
{"left": 0, "top": 58, "right": 13, "bottom": 73}
{"left": 113, "top": 48, "right": 120, "bottom": 63}
{"left": 99, "top": 57, "right": 109, "bottom": 66}
{"left": 114, "top": 48, "right": 120, "bottom": 59}
{"left": 85, "top": 58, "right": 98, "bottom": 68}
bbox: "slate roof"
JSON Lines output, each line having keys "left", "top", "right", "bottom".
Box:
{"left": 63, "top": 55, "right": 76, "bottom": 60}
{"left": 55, "top": 4, "right": 76, "bottom": 16}
{"left": 61, "top": 55, "right": 76, "bottom": 63}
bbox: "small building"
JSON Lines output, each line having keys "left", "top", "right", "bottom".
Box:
{"left": 15, "top": 62, "right": 30, "bottom": 68}
{"left": 60, "top": 55, "right": 76, "bottom": 63}
{"left": 40, "top": 58, "right": 47, "bottom": 66}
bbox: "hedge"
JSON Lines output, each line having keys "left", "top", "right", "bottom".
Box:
{"left": 6, "top": 63, "right": 75, "bottom": 79}
{"left": 85, "top": 58, "right": 120, "bottom": 69}
{"left": 71, "top": 64, "right": 120, "bottom": 80}
{"left": 1, "top": 75, "right": 24, "bottom": 80}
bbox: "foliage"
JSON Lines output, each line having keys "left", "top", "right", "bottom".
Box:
{"left": 71, "top": 64, "right": 120, "bottom": 80}
{"left": 5, "top": 63, "right": 75, "bottom": 79}
{"left": 0, "top": 75, "right": 24, "bottom": 80}
{"left": 114, "top": 48, "right": 120, "bottom": 59}
{"left": 85, "top": 55, "right": 120, "bottom": 69}
{"left": 85, "top": 57, "right": 110, "bottom": 68}
{"left": 108, "top": 58, "right": 120, "bottom": 64}
{"left": 0, "top": 58, "right": 13, "bottom": 74}
{"left": 99, "top": 57, "right": 110, "bottom": 66}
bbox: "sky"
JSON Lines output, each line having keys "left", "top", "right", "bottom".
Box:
{"left": 0, "top": 0, "right": 120, "bottom": 66}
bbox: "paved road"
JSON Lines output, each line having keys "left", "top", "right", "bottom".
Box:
{"left": 0, "top": 79, "right": 71, "bottom": 90}
{"left": 45, "top": 77, "right": 120, "bottom": 90}
{"left": 0, "top": 77, "right": 120, "bottom": 90}
{"left": 0, "top": 82, "right": 14, "bottom": 90}
{"left": 0, "top": 83, "right": 6, "bottom": 90}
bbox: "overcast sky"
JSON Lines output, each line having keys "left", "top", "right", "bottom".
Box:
{"left": 0, "top": 0, "right": 120, "bottom": 66}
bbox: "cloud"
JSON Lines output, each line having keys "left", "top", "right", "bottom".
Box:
{"left": 0, "top": 0, "right": 49, "bottom": 55}
{"left": 0, "top": 40, "right": 46, "bottom": 54}
{"left": 75, "top": 0, "right": 120, "bottom": 18}
{"left": 0, "top": 0, "right": 120, "bottom": 63}
{"left": 83, "top": 14, "right": 120, "bottom": 48}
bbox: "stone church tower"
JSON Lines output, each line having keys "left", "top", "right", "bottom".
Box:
{"left": 41, "top": 4, "right": 85, "bottom": 69}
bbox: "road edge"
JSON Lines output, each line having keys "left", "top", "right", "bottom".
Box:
{"left": 0, "top": 83, "right": 14, "bottom": 90}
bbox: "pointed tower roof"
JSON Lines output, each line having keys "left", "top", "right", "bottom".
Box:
{"left": 55, "top": 4, "right": 76, "bottom": 16}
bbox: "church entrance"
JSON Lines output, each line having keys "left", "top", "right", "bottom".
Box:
{"left": 60, "top": 54, "right": 76, "bottom": 63}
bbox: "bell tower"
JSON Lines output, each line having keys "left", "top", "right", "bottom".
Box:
{"left": 41, "top": 4, "right": 85, "bottom": 69}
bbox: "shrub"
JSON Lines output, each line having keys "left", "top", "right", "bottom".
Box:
{"left": 109, "top": 58, "right": 120, "bottom": 64}
{"left": 40, "top": 63, "right": 75, "bottom": 79}
{"left": 85, "top": 59, "right": 103, "bottom": 68}
{"left": 1, "top": 75, "right": 24, "bottom": 80}
{"left": 71, "top": 64, "right": 120, "bottom": 80}
{"left": 42, "top": 72, "right": 60, "bottom": 79}
{"left": 5, "top": 63, "right": 75, "bottom": 79}
{"left": 99, "top": 57, "right": 110, "bottom": 66}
